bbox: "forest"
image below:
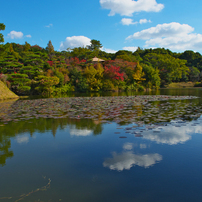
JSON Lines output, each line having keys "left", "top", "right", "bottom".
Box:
{"left": 1, "top": 23, "right": 202, "bottom": 96}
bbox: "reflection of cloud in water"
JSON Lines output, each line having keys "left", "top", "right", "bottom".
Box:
{"left": 140, "top": 144, "right": 147, "bottom": 149}
{"left": 103, "top": 151, "right": 162, "bottom": 171}
{"left": 70, "top": 129, "right": 92, "bottom": 136}
{"left": 16, "top": 134, "right": 29, "bottom": 144}
{"left": 123, "top": 142, "right": 133, "bottom": 150}
{"left": 143, "top": 123, "right": 202, "bottom": 145}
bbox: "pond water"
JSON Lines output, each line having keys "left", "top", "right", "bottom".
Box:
{"left": 1, "top": 88, "right": 202, "bottom": 202}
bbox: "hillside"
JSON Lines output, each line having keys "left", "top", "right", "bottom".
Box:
{"left": 0, "top": 41, "right": 202, "bottom": 95}
{"left": 0, "top": 80, "right": 19, "bottom": 100}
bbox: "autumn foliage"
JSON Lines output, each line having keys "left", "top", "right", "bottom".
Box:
{"left": 104, "top": 65, "right": 124, "bottom": 81}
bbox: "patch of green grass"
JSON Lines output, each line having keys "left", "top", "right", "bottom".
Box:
{"left": 0, "top": 81, "right": 19, "bottom": 100}
{"left": 166, "top": 82, "right": 195, "bottom": 88}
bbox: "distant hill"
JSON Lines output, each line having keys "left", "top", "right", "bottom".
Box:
{"left": 0, "top": 80, "right": 19, "bottom": 100}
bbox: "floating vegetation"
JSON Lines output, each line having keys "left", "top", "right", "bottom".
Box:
{"left": 0, "top": 177, "right": 51, "bottom": 202}
{"left": 0, "top": 95, "right": 201, "bottom": 127}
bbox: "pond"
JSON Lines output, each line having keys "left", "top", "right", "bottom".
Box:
{"left": 0, "top": 88, "right": 202, "bottom": 202}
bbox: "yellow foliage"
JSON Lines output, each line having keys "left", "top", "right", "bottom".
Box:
{"left": 132, "top": 62, "right": 145, "bottom": 81}
{"left": 96, "top": 63, "right": 104, "bottom": 79}
{"left": 84, "top": 65, "right": 103, "bottom": 91}
{"left": 46, "top": 69, "right": 54, "bottom": 77}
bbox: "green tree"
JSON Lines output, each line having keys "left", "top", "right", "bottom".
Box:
{"left": 20, "top": 66, "right": 41, "bottom": 79}
{"left": 84, "top": 64, "right": 103, "bottom": 91}
{"left": 46, "top": 40, "right": 55, "bottom": 60}
{"left": 34, "top": 75, "right": 60, "bottom": 95}
{"left": 0, "top": 23, "right": 6, "bottom": 43}
{"left": 143, "top": 53, "right": 189, "bottom": 86}
{"left": 87, "top": 39, "right": 102, "bottom": 51}
{"left": 188, "top": 66, "right": 200, "bottom": 81}
{"left": 69, "top": 67, "right": 88, "bottom": 92}
{"left": 55, "top": 70, "right": 64, "bottom": 87}
{"left": 23, "top": 41, "right": 31, "bottom": 52}
{"left": 179, "top": 50, "right": 202, "bottom": 72}
{"left": 8, "top": 73, "right": 31, "bottom": 94}
{"left": 70, "top": 47, "right": 92, "bottom": 60}
{"left": 115, "top": 50, "right": 137, "bottom": 62}
{"left": 0, "top": 45, "right": 23, "bottom": 73}
{"left": 142, "top": 63, "right": 161, "bottom": 88}
{"left": 23, "top": 52, "right": 45, "bottom": 69}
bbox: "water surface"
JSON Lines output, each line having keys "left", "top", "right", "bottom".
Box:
{"left": 0, "top": 88, "right": 202, "bottom": 202}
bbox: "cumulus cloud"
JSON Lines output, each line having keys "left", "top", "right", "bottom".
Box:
{"left": 25, "top": 35, "right": 32, "bottom": 38}
{"left": 60, "top": 36, "right": 91, "bottom": 51}
{"left": 103, "top": 151, "right": 162, "bottom": 171}
{"left": 121, "top": 18, "right": 138, "bottom": 25}
{"left": 70, "top": 128, "right": 92, "bottom": 136}
{"left": 8, "top": 31, "right": 23, "bottom": 39}
{"left": 126, "top": 22, "right": 202, "bottom": 51}
{"left": 123, "top": 46, "right": 138, "bottom": 52}
{"left": 121, "top": 18, "right": 151, "bottom": 26}
{"left": 139, "top": 19, "right": 151, "bottom": 24}
{"left": 127, "top": 22, "right": 194, "bottom": 40}
{"left": 100, "top": 0, "right": 164, "bottom": 16}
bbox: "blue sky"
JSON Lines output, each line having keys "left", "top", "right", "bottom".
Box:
{"left": 1, "top": 0, "right": 202, "bottom": 53}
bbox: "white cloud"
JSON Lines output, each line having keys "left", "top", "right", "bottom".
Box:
{"left": 100, "top": 0, "right": 164, "bottom": 16}
{"left": 139, "top": 19, "right": 151, "bottom": 24}
{"left": 70, "top": 128, "right": 92, "bottom": 136}
{"left": 45, "top": 24, "right": 53, "bottom": 28}
{"left": 121, "top": 18, "right": 137, "bottom": 25}
{"left": 126, "top": 22, "right": 202, "bottom": 51}
{"left": 127, "top": 22, "right": 194, "bottom": 40}
{"left": 101, "top": 47, "right": 117, "bottom": 53}
{"left": 25, "top": 35, "right": 32, "bottom": 38}
{"left": 123, "top": 46, "right": 138, "bottom": 52}
{"left": 103, "top": 151, "right": 162, "bottom": 171}
{"left": 16, "top": 134, "right": 29, "bottom": 144}
{"left": 60, "top": 36, "right": 91, "bottom": 51}
{"left": 8, "top": 31, "right": 23, "bottom": 39}
{"left": 121, "top": 18, "right": 151, "bottom": 26}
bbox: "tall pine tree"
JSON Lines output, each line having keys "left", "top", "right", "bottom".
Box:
{"left": 46, "top": 40, "right": 54, "bottom": 60}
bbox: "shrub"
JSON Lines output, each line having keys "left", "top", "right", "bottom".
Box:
{"left": 194, "top": 82, "right": 202, "bottom": 87}
{"left": 17, "top": 86, "right": 31, "bottom": 95}
{"left": 102, "top": 79, "right": 114, "bottom": 91}
{"left": 138, "top": 85, "right": 145, "bottom": 91}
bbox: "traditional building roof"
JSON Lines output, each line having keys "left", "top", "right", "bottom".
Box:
{"left": 92, "top": 57, "right": 105, "bottom": 62}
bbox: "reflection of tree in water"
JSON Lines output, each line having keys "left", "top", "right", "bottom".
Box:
{"left": 136, "top": 99, "right": 202, "bottom": 124}
{"left": 0, "top": 135, "right": 14, "bottom": 167}
{"left": 0, "top": 117, "right": 102, "bottom": 166}
{"left": 0, "top": 94, "right": 201, "bottom": 166}
{"left": 0, "top": 100, "right": 16, "bottom": 166}
{"left": 0, "top": 117, "right": 103, "bottom": 137}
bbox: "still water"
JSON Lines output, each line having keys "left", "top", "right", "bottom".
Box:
{"left": 1, "top": 88, "right": 202, "bottom": 202}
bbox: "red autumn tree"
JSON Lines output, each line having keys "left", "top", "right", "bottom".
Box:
{"left": 104, "top": 65, "right": 124, "bottom": 81}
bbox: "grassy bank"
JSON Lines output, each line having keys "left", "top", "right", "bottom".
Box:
{"left": 166, "top": 82, "right": 195, "bottom": 88}
{"left": 0, "top": 80, "right": 19, "bottom": 100}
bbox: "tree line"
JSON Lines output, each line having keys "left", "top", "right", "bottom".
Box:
{"left": 0, "top": 23, "right": 202, "bottom": 96}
